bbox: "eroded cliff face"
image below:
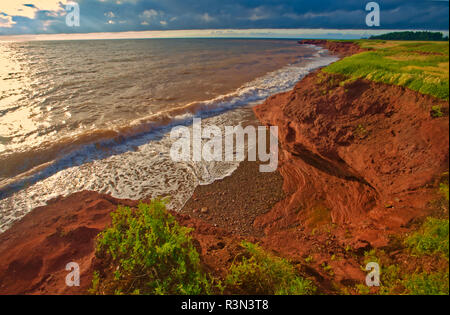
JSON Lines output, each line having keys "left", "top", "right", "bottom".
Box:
{"left": 0, "top": 192, "right": 137, "bottom": 294}
{"left": 253, "top": 71, "right": 449, "bottom": 248}
{"left": 297, "top": 40, "right": 367, "bottom": 57}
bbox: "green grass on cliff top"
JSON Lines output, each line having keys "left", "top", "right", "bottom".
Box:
{"left": 323, "top": 40, "right": 449, "bottom": 100}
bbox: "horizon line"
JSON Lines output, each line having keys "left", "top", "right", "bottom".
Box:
{"left": 1, "top": 28, "right": 449, "bottom": 42}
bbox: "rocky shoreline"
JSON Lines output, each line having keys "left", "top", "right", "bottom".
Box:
{"left": 0, "top": 40, "right": 448, "bottom": 295}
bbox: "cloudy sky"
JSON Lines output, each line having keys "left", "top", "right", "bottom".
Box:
{"left": 0, "top": 0, "right": 449, "bottom": 36}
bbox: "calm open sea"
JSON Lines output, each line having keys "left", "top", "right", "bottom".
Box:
{"left": 0, "top": 38, "right": 337, "bottom": 232}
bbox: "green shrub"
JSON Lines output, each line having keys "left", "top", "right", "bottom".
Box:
{"left": 91, "top": 200, "right": 211, "bottom": 295}
{"left": 440, "top": 183, "right": 449, "bottom": 202}
{"left": 404, "top": 271, "right": 449, "bottom": 295}
{"left": 225, "top": 242, "right": 316, "bottom": 295}
{"left": 431, "top": 105, "right": 444, "bottom": 118}
{"left": 406, "top": 218, "right": 449, "bottom": 259}
{"left": 362, "top": 250, "right": 403, "bottom": 295}
{"left": 361, "top": 249, "right": 449, "bottom": 295}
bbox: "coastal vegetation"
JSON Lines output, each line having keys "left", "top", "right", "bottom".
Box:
{"left": 356, "top": 176, "right": 449, "bottom": 296}
{"left": 358, "top": 247, "right": 449, "bottom": 295}
{"left": 91, "top": 200, "right": 211, "bottom": 295}
{"left": 406, "top": 217, "right": 449, "bottom": 259}
{"left": 92, "top": 191, "right": 448, "bottom": 296}
{"left": 369, "top": 31, "right": 449, "bottom": 41}
{"left": 91, "top": 200, "right": 315, "bottom": 295}
{"left": 324, "top": 40, "right": 449, "bottom": 100}
{"left": 224, "top": 242, "right": 316, "bottom": 295}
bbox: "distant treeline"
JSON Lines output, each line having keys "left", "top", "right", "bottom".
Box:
{"left": 369, "top": 31, "right": 449, "bottom": 41}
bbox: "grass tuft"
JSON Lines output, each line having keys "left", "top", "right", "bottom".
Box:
{"left": 225, "top": 242, "right": 316, "bottom": 295}
{"left": 405, "top": 217, "right": 449, "bottom": 259}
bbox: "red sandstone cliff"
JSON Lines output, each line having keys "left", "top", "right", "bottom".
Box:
{"left": 254, "top": 71, "right": 449, "bottom": 248}
{"left": 298, "top": 40, "right": 367, "bottom": 57}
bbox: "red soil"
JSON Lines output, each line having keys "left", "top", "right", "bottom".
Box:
{"left": 298, "top": 40, "right": 367, "bottom": 57}
{"left": 0, "top": 192, "right": 137, "bottom": 294}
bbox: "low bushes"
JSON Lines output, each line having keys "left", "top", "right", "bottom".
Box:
{"left": 91, "top": 200, "right": 211, "bottom": 295}
{"left": 225, "top": 242, "right": 316, "bottom": 295}
{"left": 91, "top": 201, "right": 315, "bottom": 295}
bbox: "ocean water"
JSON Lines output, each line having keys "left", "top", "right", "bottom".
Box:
{"left": 0, "top": 38, "right": 338, "bottom": 232}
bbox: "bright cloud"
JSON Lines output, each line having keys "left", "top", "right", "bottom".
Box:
{"left": 139, "top": 9, "right": 168, "bottom": 26}
{"left": 0, "top": 15, "right": 16, "bottom": 28}
{"left": 0, "top": 0, "right": 69, "bottom": 19}
{"left": 140, "top": 9, "right": 159, "bottom": 20}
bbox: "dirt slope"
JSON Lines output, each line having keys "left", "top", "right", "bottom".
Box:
{"left": 298, "top": 40, "right": 367, "bottom": 57}
{"left": 254, "top": 70, "right": 448, "bottom": 249}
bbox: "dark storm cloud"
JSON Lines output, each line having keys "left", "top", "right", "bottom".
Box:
{"left": 0, "top": 0, "right": 448, "bottom": 35}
